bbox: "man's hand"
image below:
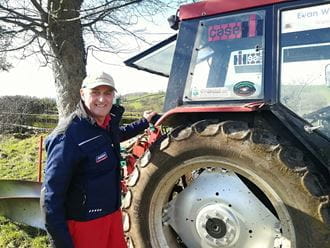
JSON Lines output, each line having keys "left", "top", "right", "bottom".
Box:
{"left": 143, "top": 110, "right": 158, "bottom": 122}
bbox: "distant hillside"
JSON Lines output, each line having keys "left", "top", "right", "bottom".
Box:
{"left": 120, "top": 91, "right": 165, "bottom": 114}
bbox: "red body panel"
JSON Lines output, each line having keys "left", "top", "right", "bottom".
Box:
{"left": 179, "top": 0, "right": 291, "bottom": 20}
{"left": 156, "top": 102, "right": 265, "bottom": 126}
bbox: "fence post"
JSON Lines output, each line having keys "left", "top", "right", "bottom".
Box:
{"left": 38, "top": 136, "right": 43, "bottom": 183}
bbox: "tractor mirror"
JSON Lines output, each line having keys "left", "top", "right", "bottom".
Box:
{"left": 168, "top": 11, "right": 180, "bottom": 30}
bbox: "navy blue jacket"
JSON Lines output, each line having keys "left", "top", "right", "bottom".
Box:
{"left": 40, "top": 101, "right": 149, "bottom": 248}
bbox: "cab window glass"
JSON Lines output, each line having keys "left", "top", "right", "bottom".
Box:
{"left": 280, "top": 3, "right": 330, "bottom": 137}
{"left": 184, "top": 11, "right": 265, "bottom": 101}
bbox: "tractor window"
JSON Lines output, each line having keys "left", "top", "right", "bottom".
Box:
{"left": 280, "top": 3, "right": 330, "bottom": 138}
{"left": 183, "top": 11, "right": 265, "bottom": 101}
{"left": 124, "top": 35, "right": 176, "bottom": 77}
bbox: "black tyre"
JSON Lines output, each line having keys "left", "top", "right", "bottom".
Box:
{"left": 123, "top": 120, "right": 330, "bottom": 248}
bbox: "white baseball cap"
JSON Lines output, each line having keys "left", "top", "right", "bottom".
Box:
{"left": 81, "top": 71, "right": 116, "bottom": 91}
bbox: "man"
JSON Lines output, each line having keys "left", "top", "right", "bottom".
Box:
{"left": 41, "top": 71, "right": 157, "bottom": 248}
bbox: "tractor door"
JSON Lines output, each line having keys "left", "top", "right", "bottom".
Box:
{"left": 279, "top": 3, "right": 330, "bottom": 138}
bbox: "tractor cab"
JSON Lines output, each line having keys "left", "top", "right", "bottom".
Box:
{"left": 123, "top": 2, "right": 330, "bottom": 247}
{"left": 126, "top": 0, "right": 330, "bottom": 139}
{"left": 1, "top": 2, "right": 330, "bottom": 247}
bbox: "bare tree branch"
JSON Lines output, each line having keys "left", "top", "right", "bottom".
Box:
{"left": 0, "top": 3, "right": 43, "bottom": 25}
{"left": 0, "top": 34, "right": 38, "bottom": 52}
{"left": 29, "top": 0, "right": 48, "bottom": 22}
{"left": 0, "top": 18, "right": 44, "bottom": 36}
{"left": 56, "top": 0, "right": 143, "bottom": 25}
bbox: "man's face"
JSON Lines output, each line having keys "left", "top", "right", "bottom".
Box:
{"left": 80, "top": 85, "right": 115, "bottom": 123}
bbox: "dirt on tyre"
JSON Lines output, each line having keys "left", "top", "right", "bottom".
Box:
{"left": 123, "top": 120, "right": 330, "bottom": 248}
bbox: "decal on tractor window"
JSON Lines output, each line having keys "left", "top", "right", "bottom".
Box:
{"left": 233, "top": 81, "right": 256, "bottom": 96}
{"left": 208, "top": 15, "right": 263, "bottom": 42}
{"left": 208, "top": 22, "right": 242, "bottom": 41}
{"left": 233, "top": 50, "right": 262, "bottom": 66}
{"left": 282, "top": 3, "right": 330, "bottom": 33}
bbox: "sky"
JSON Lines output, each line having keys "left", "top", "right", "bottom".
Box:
{"left": 0, "top": 11, "right": 176, "bottom": 99}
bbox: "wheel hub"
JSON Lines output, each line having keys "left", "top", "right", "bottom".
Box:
{"left": 162, "top": 169, "right": 281, "bottom": 248}
{"left": 196, "top": 204, "right": 239, "bottom": 247}
{"left": 205, "top": 218, "right": 226, "bottom": 239}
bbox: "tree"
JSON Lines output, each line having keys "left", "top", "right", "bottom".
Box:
{"left": 0, "top": 0, "right": 189, "bottom": 119}
{"left": 0, "top": 27, "right": 12, "bottom": 71}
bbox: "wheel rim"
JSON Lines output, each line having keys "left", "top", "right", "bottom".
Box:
{"left": 148, "top": 156, "right": 295, "bottom": 248}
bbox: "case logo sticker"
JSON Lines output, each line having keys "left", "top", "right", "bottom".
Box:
{"left": 208, "top": 14, "right": 263, "bottom": 42}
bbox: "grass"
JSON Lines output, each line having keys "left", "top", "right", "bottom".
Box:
{"left": 0, "top": 216, "right": 49, "bottom": 248}
{"left": 0, "top": 134, "right": 50, "bottom": 248}
{"left": 0, "top": 134, "right": 46, "bottom": 181}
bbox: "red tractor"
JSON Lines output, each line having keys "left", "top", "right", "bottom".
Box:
{"left": 0, "top": 0, "right": 329, "bottom": 247}
{"left": 122, "top": 0, "right": 330, "bottom": 247}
